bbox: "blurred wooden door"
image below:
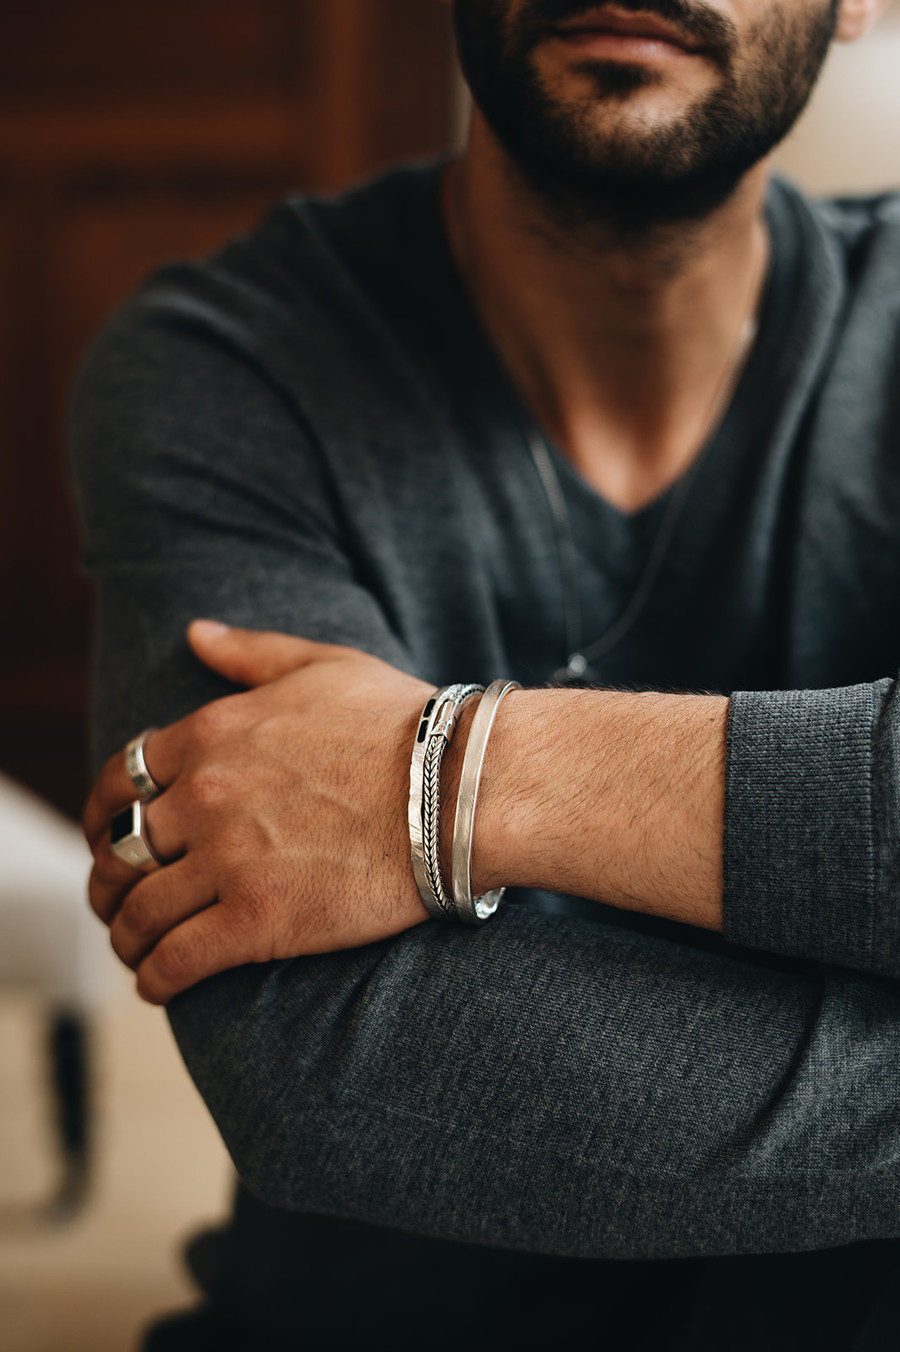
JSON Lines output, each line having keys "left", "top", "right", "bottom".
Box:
{"left": 0, "top": 0, "right": 457, "bottom": 817}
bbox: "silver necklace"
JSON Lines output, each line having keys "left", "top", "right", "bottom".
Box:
{"left": 528, "top": 309, "right": 761, "bottom": 684}
{"left": 443, "top": 172, "right": 765, "bottom": 683}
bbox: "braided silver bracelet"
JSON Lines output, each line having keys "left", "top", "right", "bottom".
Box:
{"left": 408, "top": 684, "right": 483, "bottom": 920}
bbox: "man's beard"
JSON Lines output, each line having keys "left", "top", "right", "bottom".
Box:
{"left": 453, "top": 0, "right": 841, "bottom": 231}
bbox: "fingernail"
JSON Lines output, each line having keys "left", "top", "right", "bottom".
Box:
{"left": 191, "top": 619, "right": 231, "bottom": 638}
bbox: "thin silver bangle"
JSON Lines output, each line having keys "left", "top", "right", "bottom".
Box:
{"left": 409, "top": 684, "right": 482, "bottom": 920}
{"left": 451, "top": 679, "right": 522, "bottom": 924}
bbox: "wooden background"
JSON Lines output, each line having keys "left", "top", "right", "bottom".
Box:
{"left": 0, "top": 0, "right": 458, "bottom": 819}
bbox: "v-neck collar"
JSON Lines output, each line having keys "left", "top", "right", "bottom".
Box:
{"left": 408, "top": 166, "right": 847, "bottom": 676}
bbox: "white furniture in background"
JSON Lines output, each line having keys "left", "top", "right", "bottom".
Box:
{"left": 0, "top": 772, "right": 123, "bottom": 1215}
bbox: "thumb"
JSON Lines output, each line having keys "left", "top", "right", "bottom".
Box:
{"left": 187, "top": 620, "right": 331, "bottom": 687}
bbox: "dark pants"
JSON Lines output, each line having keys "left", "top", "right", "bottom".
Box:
{"left": 143, "top": 1185, "right": 900, "bottom": 1352}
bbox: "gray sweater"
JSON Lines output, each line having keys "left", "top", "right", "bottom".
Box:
{"left": 72, "top": 164, "right": 900, "bottom": 1273}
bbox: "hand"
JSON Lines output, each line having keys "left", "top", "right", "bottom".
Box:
{"left": 83, "top": 622, "right": 435, "bottom": 1004}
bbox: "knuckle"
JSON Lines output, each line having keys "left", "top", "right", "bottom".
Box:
{"left": 184, "top": 761, "right": 234, "bottom": 809}
{"left": 116, "top": 891, "right": 152, "bottom": 945}
{"left": 190, "top": 698, "right": 236, "bottom": 746}
{"left": 151, "top": 934, "right": 192, "bottom": 986}
{"left": 246, "top": 712, "right": 282, "bottom": 754}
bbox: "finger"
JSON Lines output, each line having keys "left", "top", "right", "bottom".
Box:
{"left": 88, "top": 796, "right": 182, "bottom": 924}
{"left": 110, "top": 857, "right": 216, "bottom": 970}
{"left": 89, "top": 852, "right": 148, "bottom": 926}
{"left": 83, "top": 695, "right": 243, "bottom": 852}
{"left": 82, "top": 730, "right": 169, "bottom": 849}
{"left": 187, "top": 619, "right": 346, "bottom": 687}
{"left": 135, "top": 903, "right": 271, "bottom": 1006}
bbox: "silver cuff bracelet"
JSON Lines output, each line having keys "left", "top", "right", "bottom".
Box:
{"left": 408, "top": 684, "right": 482, "bottom": 920}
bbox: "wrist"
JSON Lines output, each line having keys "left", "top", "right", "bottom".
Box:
{"left": 481, "top": 686, "right": 727, "bottom": 925}
{"left": 438, "top": 683, "right": 726, "bottom": 927}
{"left": 474, "top": 686, "right": 597, "bottom": 894}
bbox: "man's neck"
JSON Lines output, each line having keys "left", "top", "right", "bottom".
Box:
{"left": 443, "top": 116, "right": 771, "bottom": 514}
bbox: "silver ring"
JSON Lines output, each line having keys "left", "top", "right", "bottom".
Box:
{"left": 110, "top": 800, "right": 161, "bottom": 872}
{"left": 124, "top": 728, "right": 161, "bottom": 802}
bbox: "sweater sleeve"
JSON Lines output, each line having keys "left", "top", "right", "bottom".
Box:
{"left": 71, "top": 296, "right": 900, "bottom": 1262}
{"left": 724, "top": 681, "right": 900, "bottom": 980}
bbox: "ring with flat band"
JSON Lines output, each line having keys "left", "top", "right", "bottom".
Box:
{"left": 124, "top": 728, "right": 161, "bottom": 802}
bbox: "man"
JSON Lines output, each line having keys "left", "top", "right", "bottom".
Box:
{"left": 74, "top": 0, "right": 900, "bottom": 1347}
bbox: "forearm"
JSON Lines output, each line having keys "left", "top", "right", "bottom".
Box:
{"left": 72, "top": 297, "right": 900, "bottom": 1260}
{"left": 169, "top": 905, "right": 900, "bottom": 1261}
{"left": 83, "top": 598, "right": 900, "bottom": 1257}
{"left": 444, "top": 687, "right": 727, "bottom": 932}
{"left": 446, "top": 676, "right": 900, "bottom": 983}
{"left": 151, "top": 669, "right": 900, "bottom": 1259}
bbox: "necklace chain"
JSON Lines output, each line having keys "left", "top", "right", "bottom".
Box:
{"left": 535, "top": 269, "right": 765, "bottom": 684}
{"left": 443, "top": 167, "right": 767, "bottom": 684}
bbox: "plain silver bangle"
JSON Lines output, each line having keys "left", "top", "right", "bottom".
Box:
{"left": 408, "top": 684, "right": 483, "bottom": 920}
{"left": 451, "top": 679, "right": 521, "bottom": 924}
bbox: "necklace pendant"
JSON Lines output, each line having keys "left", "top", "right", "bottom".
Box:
{"left": 551, "top": 653, "right": 594, "bottom": 684}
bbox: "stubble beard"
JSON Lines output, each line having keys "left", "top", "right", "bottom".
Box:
{"left": 453, "top": 0, "right": 841, "bottom": 236}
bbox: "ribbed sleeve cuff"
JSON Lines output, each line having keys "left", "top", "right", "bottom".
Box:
{"left": 723, "top": 684, "right": 876, "bottom": 971}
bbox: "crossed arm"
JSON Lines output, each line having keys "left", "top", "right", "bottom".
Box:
{"left": 84, "top": 620, "right": 727, "bottom": 1004}
{"left": 72, "top": 305, "right": 900, "bottom": 1258}
{"left": 80, "top": 626, "right": 900, "bottom": 1260}
{"left": 79, "top": 622, "right": 900, "bottom": 1261}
